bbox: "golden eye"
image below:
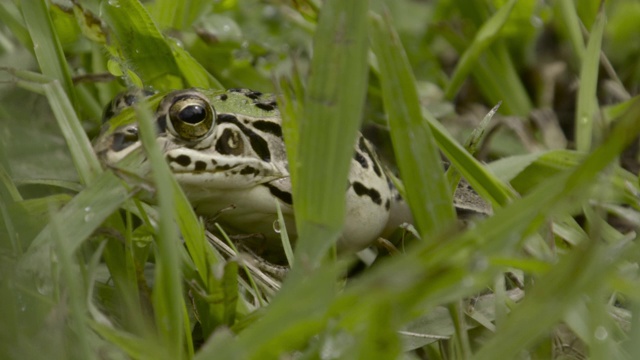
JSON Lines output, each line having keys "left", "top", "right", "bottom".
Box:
{"left": 167, "top": 95, "right": 215, "bottom": 141}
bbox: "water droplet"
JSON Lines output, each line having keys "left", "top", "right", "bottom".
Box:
{"left": 36, "top": 278, "right": 52, "bottom": 295}
{"left": 16, "top": 293, "right": 27, "bottom": 312}
{"left": 594, "top": 326, "right": 608, "bottom": 341}
{"left": 108, "top": 0, "right": 120, "bottom": 7}
{"left": 222, "top": 25, "right": 230, "bottom": 33}
{"left": 273, "top": 220, "right": 281, "bottom": 234}
{"left": 169, "top": 38, "right": 183, "bottom": 48}
{"left": 84, "top": 206, "right": 94, "bottom": 222}
{"left": 530, "top": 16, "right": 543, "bottom": 28}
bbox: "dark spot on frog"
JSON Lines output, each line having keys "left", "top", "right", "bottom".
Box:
{"left": 217, "top": 114, "right": 271, "bottom": 162}
{"left": 240, "top": 166, "right": 259, "bottom": 176}
{"left": 216, "top": 164, "right": 233, "bottom": 171}
{"left": 219, "top": 94, "right": 228, "bottom": 101}
{"left": 167, "top": 154, "right": 192, "bottom": 167}
{"left": 264, "top": 183, "right": 293, "bottom": 205}
{"left": 352, "top": 181, "right": 382, "bottom": 205}
{"left": 253, "top": 120, "right": 282, "bottom": 137}
{"left": 358, "top": 137, "right": 382, "bottom": 177}
{"left": 228, "top": 88, "right": 263, "bottom": 99}
{"left": 215, "top": 128, "right": 244, "bottom": 156}
{"left": 244, "top": 90, "right": 263, "bottom": 100}
{"left": 254, "top": 101, "right": 276, "bottom": 112}
{"left": 194, "top": 160, "right": 207, "bottom": 171}
{"left": 103, "top": 106, "right": 115, "bottom": 123}
{"left": 124, "top": 94, "right": 137, "bottom": 106}
{"left": 385, "top": 199, "right": 390, "bottom": 211}
{"left": 211, "top": 159, "right": 217, "bottom": 166}
{"left": 354, "top": 152, "right": 368, "bottom": 169}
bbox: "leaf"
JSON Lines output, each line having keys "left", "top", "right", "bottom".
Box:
{"left": 575, "top": 5, "right": 606, "bottom": 151}
{"left": 101, "top": 0, "right": 220, "bottom": 89}
{"left": 21, "top": 0, "right": 75, "bottom": 102}
{"left": 444, "top": 0, "right": 517, "bottom": 99}
{"left": 371, "top": 12, "right": 456, "bottom": 237}
{"left": 292, "top": 0, "right": 370, "bottom": 267}
{"left": 135, "top": 102, "right": 185, "bottom": 359}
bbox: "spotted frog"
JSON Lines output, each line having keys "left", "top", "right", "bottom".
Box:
{"left": 94, "top": 88, "right": 414, "bottom": 258}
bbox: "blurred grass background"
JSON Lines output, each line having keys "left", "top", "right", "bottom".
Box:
{"left": 1, "top": 0, "right": 640, "bottom": 359}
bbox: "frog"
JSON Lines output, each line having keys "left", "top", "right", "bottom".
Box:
{"left": 94, "top": 88, "right": 416, "bottom": 262}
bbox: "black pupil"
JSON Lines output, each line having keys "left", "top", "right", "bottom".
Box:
{"left": 179, "top": 104, "right": 206, "bottom": 124}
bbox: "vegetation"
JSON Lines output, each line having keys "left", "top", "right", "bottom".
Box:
{"left": 1, "top": 0, "right": 640, "bottom": 358}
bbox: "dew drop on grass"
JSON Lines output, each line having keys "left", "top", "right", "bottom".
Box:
{"left": 594, "top": 326, "right": 608, "bottom": 341}
{"left": 530, "top": 16, "right": 543, "bottom": 28}
{"left": 273, "top": 219, "right": 281, "bottom": 234}
{"left": 17, "top": 293, "right": 27, "bottom": 312}
{"left": 36, "top": 278, "right": 52, "bottom": 296}
{"left": 84, "top": 206, "right": 94, "bottom": 222}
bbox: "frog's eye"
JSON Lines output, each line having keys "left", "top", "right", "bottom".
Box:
{"left": 167, "top": 95, "right": 215, "bottom": 141}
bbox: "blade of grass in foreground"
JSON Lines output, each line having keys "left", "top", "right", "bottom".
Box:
{"left": 292, "top": 0, "right": 369, "bottom": 268}
{"left": 12, "top": 70, "right": 102, "bottom": 185}
{"left": 135, "top": 102, "right": 185, "bottom": 359}
{"left": 371, "top": 12, "right": 456, "bottom": 237}
{"left": 21, "top": 0, "right": 75, "bottom": 103}
{"left": 557, "top": 0, "right": 587, "bottom": 63}
{"left": 575, "top": 5, "right": 605, "bottom": 152}
{"left": 444, "top": 0, "right": 517, "bottom": 100}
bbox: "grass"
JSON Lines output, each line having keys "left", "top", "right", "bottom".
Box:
{"left": 2, "top": 0, "right": 640, "bottom": 359}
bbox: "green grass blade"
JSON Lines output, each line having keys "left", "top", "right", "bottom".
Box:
{"left": 149, "top": 0, "right": 179, "bottom": 29}
{"left": 371, "top": 12, "right": 456, "bottom": 237}
{"left": 42, "top": 82, "right": 102, "bottom": 185}
{"left": 49, "top": 208, "right": 93, "bottom": 359}
{"left": 428, "top": 115, "right": 515, "bottom": 208}
{"left": 444, "top": 0, "right": 517, "bottom": 100}
{"left": 135, "top": 102, "right": 185, "bottom": 359}
{"left": 101, "top": 0, "right": 219, "bottom": 89}
{"left": 575, "top": 6, "right": 605, "bottom": 152}
{"left": 26, "top": 171, "right": 133, "bottom": 252}
{"left": 11, "top": 70, "right": 102, "bottom": 185}
{"left": 194, "top": 265, "right": 342, "bottom": 359}
{"left": 557, "top": 0, "right": 586, "bottom": 63}
{"left": 293, "top": 0, "right": 369, "bottom": 267}
{"left": 474, "top": 241, "right": 622, "bottom": 360}
{"left": 0, "top": 1, "right": 31, "bottom": 49}
{"left": 91, "top": 322, "right": 169, "bottom": 360}
{"left": 20, "top": 0, "right": 75, "bottom": 102}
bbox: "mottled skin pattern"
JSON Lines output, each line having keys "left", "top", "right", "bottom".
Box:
{"left": 94, "top": 88, "right": 412, "bottom": 258}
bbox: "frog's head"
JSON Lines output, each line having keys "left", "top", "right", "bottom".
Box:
{"left": 94, "top": 88, "right": 287, "bottom": 190}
